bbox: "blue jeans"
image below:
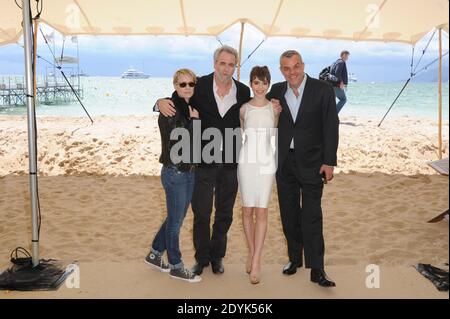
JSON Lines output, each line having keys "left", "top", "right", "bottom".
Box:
{"left": 334, "top": 87, "right": 347, "bottom": 114}
{"left": 152, "top": 165, "right": 195, "bottom": 269}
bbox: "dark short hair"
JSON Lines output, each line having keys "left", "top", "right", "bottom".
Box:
{"left": 249, "top": 66, "right": 271, "bottom": 84}
{"left": 340, "top": 50, "right": 350, "bottom": 57}
{"left": 280, "top": 50, "right": 303, "bottom": 65}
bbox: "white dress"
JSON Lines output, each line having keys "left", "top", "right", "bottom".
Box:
{"left": 237, "top": 102, "right": 277, "bottom": 208}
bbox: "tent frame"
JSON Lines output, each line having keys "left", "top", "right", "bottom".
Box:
{"left": 438, "top": 27, "right": 443, "bottom": 159}
{"left": 22, "top": 0, "right": 40, "bottom": 267}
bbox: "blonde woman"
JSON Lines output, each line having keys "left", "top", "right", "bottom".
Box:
{"left": 145, "top": 69, "right": 201, "bottom": 283}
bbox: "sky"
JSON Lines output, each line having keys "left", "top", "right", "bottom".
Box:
{"left": 0, "top": 23, "right": 448, "bottom": 83}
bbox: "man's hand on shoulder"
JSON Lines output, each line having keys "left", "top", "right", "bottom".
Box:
{"left": 271, "top": 99, "right": 282, "bottom": 116}
{"left": 157, "top": 98, "right": 176, "bottom": 117}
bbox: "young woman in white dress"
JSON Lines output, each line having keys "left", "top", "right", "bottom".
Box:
{"left": 237, "top": 66, "right": 281, "bottom": 284}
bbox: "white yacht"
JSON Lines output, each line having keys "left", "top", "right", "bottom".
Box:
{"left": 349, "top": 73, "right": 358, "bottom": 82}
{"left": 121, "top": 67, "right": 150, "bottom": 79}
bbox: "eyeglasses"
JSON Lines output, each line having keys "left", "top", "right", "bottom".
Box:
{"left": 178, "top": 82, "right": 196, "bottom": 88}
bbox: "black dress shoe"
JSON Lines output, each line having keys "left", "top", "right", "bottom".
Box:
{"left": 282, "top": 261, "right": 303, "bottom": 275}
{"left": 191, "top": 262, "right": 209, "bottom": 276}
{"left": 310, "top": 269, "right": 336, "bottom": 287}
{"left": 211, "top": 260, "right": 224, "bottom": 274}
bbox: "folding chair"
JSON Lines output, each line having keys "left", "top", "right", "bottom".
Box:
{"left": 426, "top": 158, "right": 449, "bottom": 223}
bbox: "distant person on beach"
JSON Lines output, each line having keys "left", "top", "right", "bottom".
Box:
{"left": 155, "top": 46, "right": 283, "bottom": 277}
{"left": 267, "top": 50, "right": 339, "bottom": 287}
{"left": 145, "top": 68, "right": 202, "bottom": 283}
{"left": 330, "top": 50, "right": 350, "bottom": 114}
{"left": 237, "top": 66, "right": 281, "bottom": 284}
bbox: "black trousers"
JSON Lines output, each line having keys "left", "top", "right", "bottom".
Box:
{"left": 276, "top": 150, "right": 325, "bottom": 269}
{"left": 191, "top": 165, "right": 238, "bottom": 264}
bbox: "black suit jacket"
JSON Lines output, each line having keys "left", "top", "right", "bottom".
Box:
{"left": 267, "top": 75, "right": 339, "bottom": 170}
{"left": 189, "top": 72, "right": 251, "bottom": 169}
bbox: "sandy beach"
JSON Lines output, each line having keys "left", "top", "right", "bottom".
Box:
{"left": 0, "top": 115, "right": 448, "bottom": 298}
{"left": 0, "top": 115, "right": 448, "bottom": 176}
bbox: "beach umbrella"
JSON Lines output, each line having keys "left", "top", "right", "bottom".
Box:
{"left": 0, "top": 0, "right": 448, "bottom": 274}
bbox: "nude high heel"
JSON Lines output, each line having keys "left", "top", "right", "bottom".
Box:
{"left": 246, "top": 255, "right": 252, "bottom": 274}
{"left": 249, "top": 265, "right": 261, "bottom": 284}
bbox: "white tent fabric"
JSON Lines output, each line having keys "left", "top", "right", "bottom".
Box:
{"left": 1, "top": 0, "right": 448, "bottom": 46}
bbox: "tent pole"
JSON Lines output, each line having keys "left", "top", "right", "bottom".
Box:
{"left": 77, "top": 38, "right": 80, "bottom": 90}
{"left": 33, "top": 19, "right": 39, "bottom": 101}
{"left": 22, "top": 0, "right": 40, "bottom": 267}
{"left": 237, "top": 21, "right": 245, "bottom": 81}
{"left": 438, "top": 28, "right": 443, "bottom": 160}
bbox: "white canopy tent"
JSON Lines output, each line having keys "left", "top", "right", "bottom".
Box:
{"left": 2, "top": 0, "right": 448, "bottom": 44}
{"left": 1, "top": 0, "right": 448, "bottom": 267}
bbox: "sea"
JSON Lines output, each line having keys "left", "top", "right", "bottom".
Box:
{"left": 0, "top": 76, "right": 448, "bottom": 120}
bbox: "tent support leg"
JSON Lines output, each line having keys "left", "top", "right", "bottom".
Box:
{"left": 438, "top": 28, "right": 443, "bottom": 160}
{"left": 22, "top": 0, "right": 40, "bottom": 267}
{"left": 237, "top": 21, "right": 245, "bottom": 81}
{"left": 33, "top": 19, "right": 39, "bottom": 100}
{"left": 0, "top": 3, "right": 72, "bottom": 291}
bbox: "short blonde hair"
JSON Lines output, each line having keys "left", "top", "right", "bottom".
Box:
{"left": 173, "top": 68, "right": 197, "bottom": 85}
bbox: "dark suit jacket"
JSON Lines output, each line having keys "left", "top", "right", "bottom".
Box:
{"left": 267, "top": 75, "right": 339, "bottom": 170}
{"left": 189, "top": 72, "right": 251, "bottom": 169}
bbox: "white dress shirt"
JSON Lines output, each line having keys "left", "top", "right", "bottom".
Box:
{"left": 213, "top": 77, "right": 237, "bottom": 117}
{"left": 284, "top": 74, "right": 307, "bottom": 149}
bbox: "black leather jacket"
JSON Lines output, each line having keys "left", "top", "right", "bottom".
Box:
{"left": 158, "top": 91, "right": 199, "bottom": 171}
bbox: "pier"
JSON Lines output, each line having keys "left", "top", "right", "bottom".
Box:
{"left": 0, "top": 72, "right": 83, "bottom": 107}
